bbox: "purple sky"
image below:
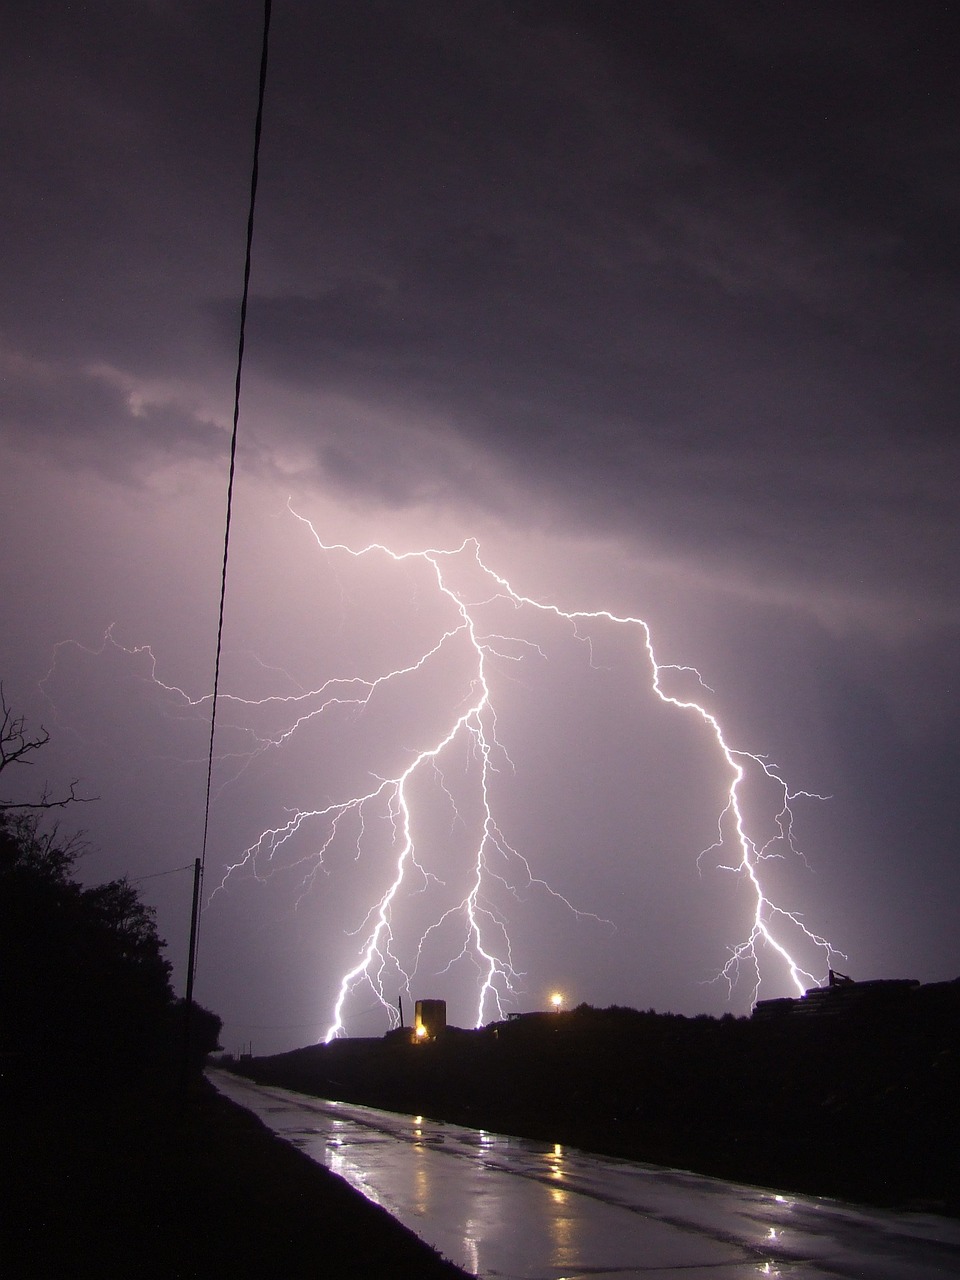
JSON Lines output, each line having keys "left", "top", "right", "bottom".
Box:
{"left": 2, "top": 2, "right": 957, "bottom": 1054}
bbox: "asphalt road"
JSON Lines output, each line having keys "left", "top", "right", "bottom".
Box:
{"left": 209, "top": 1070, "right": 960, "bottom": 1279}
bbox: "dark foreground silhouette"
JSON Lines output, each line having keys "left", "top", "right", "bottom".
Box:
{"left": 0, "top": 760, "right": 468, "bottom": 1279}
{"left": 234, "top": 988, "right": 960, "bottom": 1217}
{"left": 1, "top": 1076, "right": 470, "bottom": 1279}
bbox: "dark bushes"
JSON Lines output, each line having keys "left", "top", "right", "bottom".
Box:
{"left": 0, "top": 811, "right": 220, "bottom": 1092}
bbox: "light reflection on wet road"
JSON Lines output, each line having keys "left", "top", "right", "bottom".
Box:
{"left": 209, "top": 1070, "right": 960, "bottom": 1279}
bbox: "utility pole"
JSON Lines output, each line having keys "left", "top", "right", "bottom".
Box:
{"left": 180, "top": 857, "right": 202, "bottom": 1094}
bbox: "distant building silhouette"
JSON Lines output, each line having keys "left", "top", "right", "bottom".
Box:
{"left": 414, "top": 999, "right": 446, "bottom": 1041}
{"left": 750, "top": 974, "right": 953, "bottom": 1021}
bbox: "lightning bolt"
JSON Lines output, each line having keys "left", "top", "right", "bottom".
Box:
{"left": 211, "top": 505, "right": 839, "bottom": 1039}
{"left": 42, "top": 506, "right": 842, "bottom": 1038}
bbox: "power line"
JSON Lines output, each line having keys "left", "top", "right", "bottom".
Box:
{"left": 226, "top": 1021, "right": 322, "bottom": 1031}
{"left": 198, "top": 0, "right": 273, "bottom": 911}
{"left": 131, "top": 862, "right": 193, "bottom": 884}
{"left": 184, "top": 4, "right": 273, "bottom": 1078}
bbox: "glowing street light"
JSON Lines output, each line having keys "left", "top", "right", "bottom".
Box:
{"left": 550, "top": 991, "right": 564, "bottom": 1013}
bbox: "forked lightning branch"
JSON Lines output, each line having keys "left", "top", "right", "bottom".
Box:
{"left": 223, "top": 506, "right": 840, "bottom": 1039}
{"left": 47, "top": 504, "right": 841, "bottom": 1038}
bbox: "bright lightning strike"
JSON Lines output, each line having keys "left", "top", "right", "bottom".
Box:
{"left": 43, "top": 506, "right": 842, "bottom": 1039}
{"left": 215, "top": 505, "right": 840, "bottom": 1039}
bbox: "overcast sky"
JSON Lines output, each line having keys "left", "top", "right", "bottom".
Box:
{"left": 2, "top": 1, "right": 957, "bottom": 1053}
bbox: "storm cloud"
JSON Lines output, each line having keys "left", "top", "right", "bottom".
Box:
{"left": 2, "top": 2, "right": 957, "bottom": 1051}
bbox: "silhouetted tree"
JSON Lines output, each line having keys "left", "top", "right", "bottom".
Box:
{"left": 0, "top": 690, "right": 219, "bottom": 1090}
{"left": 0, "top": 684, "right": 91, "bottom": 813}
{"left": 169, "top": 997, "right": 224, "bottom": 1075}
{"left": 0, "top": 810, "right": 177, "bottom": 1087}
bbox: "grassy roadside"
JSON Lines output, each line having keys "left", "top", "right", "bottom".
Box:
{"left": 1, "top": 1074, "right": 470, "bottom": 1279}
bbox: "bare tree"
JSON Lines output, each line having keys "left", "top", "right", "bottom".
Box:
{"left": 0, "top": 683, "right": 93, "bottom": 813}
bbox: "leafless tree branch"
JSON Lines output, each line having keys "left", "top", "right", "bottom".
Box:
{"left": 0, "top": 683, "right": 96, "bottom": 812}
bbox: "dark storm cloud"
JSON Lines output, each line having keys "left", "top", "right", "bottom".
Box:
{"left": 3, "top": 2, "right": 958, "bottom": 1051}
{"left": 4, "top": 2, "right": 956, "bottom": 619}
{"left": 1, "top": 0, "right": 261, "bottom": 373}
{"left": 185, "top": 0, "right": 956, "bottom": 614}
{"left": 0, "top": 347, "right": 225, "bottom": 477}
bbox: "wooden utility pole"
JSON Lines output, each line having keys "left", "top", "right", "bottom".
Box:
{"left": 180, "top": 857, "right": 202, "bottom": 1093}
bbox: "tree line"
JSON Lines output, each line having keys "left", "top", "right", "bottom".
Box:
{"left": 0, "top": 686, "right": 220, "bottom": 1091}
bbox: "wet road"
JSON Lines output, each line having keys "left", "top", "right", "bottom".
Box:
{"left": 209, "top": 1070, "right": 960, "bottom": 1279}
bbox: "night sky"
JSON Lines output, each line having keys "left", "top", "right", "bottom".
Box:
{"left": 2, "top": 2, "right": 957, "bottom": 1054}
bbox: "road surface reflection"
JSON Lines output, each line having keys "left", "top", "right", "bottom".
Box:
{"left": 209, "top": 1070, "right": 960, "bottom": 1279}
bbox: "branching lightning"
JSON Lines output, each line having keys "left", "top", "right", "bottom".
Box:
{"left": 228, "top": 505, "right": 840, "bottom": 1037}
{"left": 43, "top": 505, "right": 842, "bottom": 1039}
